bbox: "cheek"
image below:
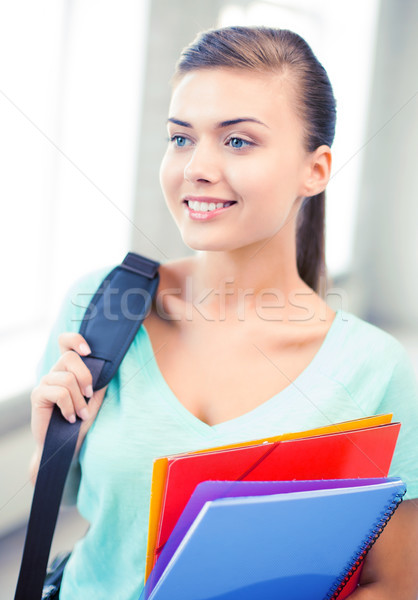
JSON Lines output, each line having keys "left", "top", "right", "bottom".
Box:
{"left": 232, "top": 153, "right": 301, "bottom": 200}
{"left": 159, "top": 152, "right": 183, "bottom": 200}
{"left": 224, "top": 160, "right": 276, "bottom": 200}
{"left": 159, "top": 152, "right": 171, "bottom": 197}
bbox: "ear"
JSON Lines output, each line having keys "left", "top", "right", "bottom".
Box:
{"left": 299, "top": 145, "right": 332, "bottom": 197}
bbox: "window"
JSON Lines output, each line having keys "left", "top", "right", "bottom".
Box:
{"left": 0, "top": 0, "right": 149, "bottom": 401}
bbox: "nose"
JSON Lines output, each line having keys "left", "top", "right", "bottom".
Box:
{"left": 184, "top": 143, "right": 221, "bottom": 184}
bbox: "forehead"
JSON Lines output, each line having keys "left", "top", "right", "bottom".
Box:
{"left": 169, "top": 68, "right": 301, "bottom": 130}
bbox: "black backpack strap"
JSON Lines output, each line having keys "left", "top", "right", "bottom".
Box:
{"left": 14, "top": 252, "right": 160, "bottom": 600}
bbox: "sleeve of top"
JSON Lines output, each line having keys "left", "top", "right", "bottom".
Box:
{"left": 36, "top": 292, "right": 79, "bottom": 383}
{"left": 35, "top": 266, "right": 112, "bottom": 505}
{"left": 36, "top": 266, "right": 112, "bottom": 380}
{"left": 377, "top": 343, "right": 418, "bottom": 500}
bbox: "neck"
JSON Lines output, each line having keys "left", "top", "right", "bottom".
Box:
{"left": 187, "top": 238, "right": 315, "bottom": 324}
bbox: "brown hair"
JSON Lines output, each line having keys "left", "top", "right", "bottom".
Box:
{"left": 174, "top": 26, "right": 337, "bottom": 295}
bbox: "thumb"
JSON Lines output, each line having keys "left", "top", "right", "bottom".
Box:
{"left": 86, "top": 385, "right": 108, "bottom": 420}
{"left": 76, "top": 386, "right": 108, "bottom": 454}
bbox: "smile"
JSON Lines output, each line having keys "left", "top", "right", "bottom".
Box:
{"left": 187, "top": 200, "right": 235, "bottom": 212}
{"left": 183, "top": 199, "right": 237, "bottom": 221}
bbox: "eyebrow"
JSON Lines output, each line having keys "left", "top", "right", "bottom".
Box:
{"left": 167, "top": 117, "right": 269, "bottom": 129}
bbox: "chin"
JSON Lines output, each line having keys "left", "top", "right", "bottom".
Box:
{"left": 181, "top": 233, "right": 231, "bottom": 252}
{"left": 182, "top": 239, "right": 226, "bottom": 252}
{"left": 181, "top": 232, "right": 257, "bottom": 254}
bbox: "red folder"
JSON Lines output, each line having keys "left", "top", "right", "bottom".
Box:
{"left": 152, "top": 422, "right": 400, "bottom": 569}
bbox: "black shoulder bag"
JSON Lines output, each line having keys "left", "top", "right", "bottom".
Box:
{"left": 14, "top": 252, "right": 160, "bottom": 600}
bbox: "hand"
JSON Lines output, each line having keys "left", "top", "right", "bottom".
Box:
{"left": 348, "top": 499, "right": 418, "bottom": 599}
{"left": 30, "top": 333, "right": 107, "bottom": 479}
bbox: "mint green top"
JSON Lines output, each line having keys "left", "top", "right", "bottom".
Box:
{"left": 37, "top": 267, "right": 418, "bottom": 600}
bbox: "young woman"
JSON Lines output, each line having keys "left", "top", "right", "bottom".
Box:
{"left": 30, "top": 27, "right": 418, "bottom": 599}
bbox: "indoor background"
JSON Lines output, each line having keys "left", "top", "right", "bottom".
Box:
{"left": 0, "top": 0, "right": 417, "bottom": 596}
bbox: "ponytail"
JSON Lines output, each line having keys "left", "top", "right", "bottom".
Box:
{"left": 296, "top": 192, "right": 327, "bottom": 295}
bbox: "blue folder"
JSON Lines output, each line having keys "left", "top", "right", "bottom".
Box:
{"left": 142, "top": 478, "right": 405, "bottom": 600}
{"left": 145, "top": 478, "right": 393, "bottom": 595}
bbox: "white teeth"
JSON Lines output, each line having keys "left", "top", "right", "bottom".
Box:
{"left": 187, "top": 200, "right": 232, "bottom": 212}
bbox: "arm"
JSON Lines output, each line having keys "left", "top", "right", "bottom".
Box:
{"left": 349, "top": 339, "right": 418, "bottom": 598}
{"left": 349, "top": 499, "right": 418, "bottom": 599}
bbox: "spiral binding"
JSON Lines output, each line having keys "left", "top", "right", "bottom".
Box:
{"left": 324, "top": 488, "right": 406, "bottom": 600}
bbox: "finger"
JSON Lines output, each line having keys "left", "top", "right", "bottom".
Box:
{"left": 32, "top": 383, "right": 78, "bottom": 424}
{"left": 52, "top": 351, "right": 93, "bottom": 399}
{"left": 41, "top": 371, "right": 91, "bottom": 421}
{"left": 75, "top": 386, "right": 108, "bottom": 455}
{"left": 80, "top": 386, "right": 107, "bottom": 427}
{"left": 58, "top": 332, "right": 91, "bottom": 357}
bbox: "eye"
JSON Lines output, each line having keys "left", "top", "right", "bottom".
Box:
{"left": 169, "top": 135, "right": 191, "bottom": 148}
{"left": 226, "top": 137, "right": 253, "bottom": 150}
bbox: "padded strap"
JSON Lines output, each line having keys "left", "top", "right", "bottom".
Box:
{"left": 14, "top": 253, "right": 160, "bottom": 600}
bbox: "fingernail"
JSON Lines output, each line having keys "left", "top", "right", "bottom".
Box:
{"left": 79, "top": 343, "right": 91, "bottom": 355}
{"left": 68, "top": 414, "right": 76, "bottom": 424}
{"left": 84, "top": 385, "right": 93, "bottom": 398}
{"left": 80, "top": 408, "right": 89, "bottom": 420}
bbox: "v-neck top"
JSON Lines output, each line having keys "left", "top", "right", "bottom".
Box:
{"left": 37, "top": 266, "right": 418, "bottom": 600}
{"left": 139, "top": 314, "right": 344, "bottom": 438}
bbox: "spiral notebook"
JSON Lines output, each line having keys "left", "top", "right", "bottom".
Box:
{"left": 142, "top": 477, "right": 406, "bottom": 600}
{"left": 144, "top": 478, "right": 389, "bottom": 595}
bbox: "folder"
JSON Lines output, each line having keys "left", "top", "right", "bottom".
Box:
{"left": 149, "top": 422, "right": 400, "bottom": 573}
{"left": 145, "top": 478, "right": 394, "bottom": 596}
{"left": 145, "top": 414, "right": 394, "bottom": 578}
{"left": 142, "top": 477, "right": 406, "bottom": 600}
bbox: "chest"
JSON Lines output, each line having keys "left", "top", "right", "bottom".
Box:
{"left": 142, "top": 315, "right": 330, "bottom": 426}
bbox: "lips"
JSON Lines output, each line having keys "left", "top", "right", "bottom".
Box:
{"left": 183, "top": 197, "right": 237, "bottom": 211}
{"left": 183, "top": 196, "right": 236, "bottom": 205}
{"left": 183, "top": 197, "right": 237, "bottom": 220}
{"left": 186, "top": 200, "right": 235, "bottom": 211}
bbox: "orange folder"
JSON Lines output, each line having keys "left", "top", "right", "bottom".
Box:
{"left": 145, "top": 414, "right": 395, "bottom": 579}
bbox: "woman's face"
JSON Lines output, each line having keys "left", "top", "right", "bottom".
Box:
{"left": 160, "top": 68, "right": 314, "bottom": 253}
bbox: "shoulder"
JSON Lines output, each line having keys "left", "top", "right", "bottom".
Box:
{"left": 59, "top": 256, "right": 192, "bottom": 325}
{"left": 37, "top": 264, "right": 116, "bottom": 379}
{"left": 59, "top": 264, "right": 117, "bottom": 327}
{"left": 68, "top": 264, "right": 116, "bottom": 296}
{"left": 325, "top": 309, "right": 415, "bottom": 398}
{"left": 336, "top": 309, "right": 408, "bottom": 366}
{"left": 157, "top": 256, "right": 195, "bottom": 291}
